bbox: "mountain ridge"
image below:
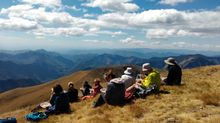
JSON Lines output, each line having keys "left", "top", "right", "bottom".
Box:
{"left": 1, "top": 50, "right": 220, "bottom": 92}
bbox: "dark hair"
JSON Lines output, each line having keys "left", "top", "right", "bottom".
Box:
{"left": 105, "top": 70, "right": 116, "bottom": 80}
{"left": 53, "top": 84, "right": 63, "bottom": 94}
{"left": 94, "top": 78, "right": 101, "bottom": 85}
{"left": 84, "top": 81, "right": 89, "bottom": 85}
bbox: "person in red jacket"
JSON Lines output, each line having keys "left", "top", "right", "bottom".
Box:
{"left": 91, "top": 78, "right": 102, "bottom": 96}
{"left": 81, "top": 78, "right": 102, "bottom": 100}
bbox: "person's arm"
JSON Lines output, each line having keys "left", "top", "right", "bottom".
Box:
{"left": 53, "top": 97, "right": 59, "bottom": 111}
{"left": 50, "top": 94, "right": 56, "bottom": 106}
{"left": 89, "top": 85, "right": 92, "bottom": 89}
{"left": 142, "top": 74, "right": 154, "bottom": 88}
{"left": 166, "top": 67, "right": 175, "bottom": 85}
{"left": 105, "top": 83, "right": 113, "bottom": 101}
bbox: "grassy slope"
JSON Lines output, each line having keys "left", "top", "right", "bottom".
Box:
{"left": 0, "top": 66, "right": 127, "bottom": 114}
{"left": 0, "top": 65, "right": 220, "bottom": 123}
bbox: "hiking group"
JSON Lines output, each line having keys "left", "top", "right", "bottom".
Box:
{"left": 24, "top": 57, "right": 182, "bottom": 122}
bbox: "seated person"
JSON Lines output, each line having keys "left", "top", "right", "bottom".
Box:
{"left": 121, "top": 67, "right": 135, "bottom": 89}
{"left": 163, "top": 57, "right": 182, "bottom": 85}
{"left": 81, "top": 78, "right": 102, "bottom": 100}
{"left": 91, "top": 78, "right": 103, "bottom": 96}
{"left": 67, "top": 82, "right": 78, "bottom": 103}
{"left": 93, "top": 74, "right": 125, "bottom": 107}
{"left": 80, "top": 81, "right": 92, "bottom": 96}
{"left": 127, "top": 63, "right": 161, "bottom": 97}
{"left": 103, "top": 69, "right": 116, "bottom": 83}
{"left": 46, "top": 84, "right": 70, "bottom": 115}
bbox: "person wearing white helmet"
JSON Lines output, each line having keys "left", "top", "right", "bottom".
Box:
{"left": 121, "top": 67, "right": 135, "bottom": 89}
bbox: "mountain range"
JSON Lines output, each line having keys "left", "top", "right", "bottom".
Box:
{"left": 0, "top": 49, "right": 220, "bottom": 92}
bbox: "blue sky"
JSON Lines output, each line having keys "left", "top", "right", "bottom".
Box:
{"left": 0, "top": 0, "right": 220, "bottom": 51}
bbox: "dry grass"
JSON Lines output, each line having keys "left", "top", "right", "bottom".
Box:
{"left": 198, "top": 91, "right": 220, "bottom": 106}
{"left": 0, "top": 65, "right": 220, "bottom": 123}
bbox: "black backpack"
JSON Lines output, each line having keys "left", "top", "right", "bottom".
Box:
{"left": 0, "top": 117, "right": 17, "bottom": 123}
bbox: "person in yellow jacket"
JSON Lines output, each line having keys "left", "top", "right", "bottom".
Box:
{"left": 126, "top": 63, "right": 161, "bottom": 98}
{"left": 140, "top": 63, "right": 161, "bottom": 91}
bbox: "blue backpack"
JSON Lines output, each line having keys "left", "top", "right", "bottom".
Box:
{"left": 0, "top": 117, "right": 17, "bottom": 123}
{"left": 25, "top": 112, "right": 48, "bottom": 121}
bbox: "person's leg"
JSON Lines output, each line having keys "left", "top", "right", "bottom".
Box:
{"left": 92, "top": 94, "right": 105, "bottom": 108}
{"left": 31, "top": 104, "right": 41, "bottom": 112}
{"left": 81, "top": 90, "right": 85, "bottom": 96}
{"left": 136, "top": 86, "right": 147, "bottom": 98}
{"left": 126, "top": 84, "right": 135, "bottom": 92}
{"left": 160, "top": 77, "right": 167, "bottom": 85}
{"left": 45, "top": 106, "right": 56, "bottom": 115}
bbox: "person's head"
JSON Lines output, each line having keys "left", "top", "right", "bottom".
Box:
{"left": 142, "top": 63, "right": 153, "bottom": 75}
{"left": 164, "top": 57, "right": 177, "bottom": 66}
{"left": 124, "top": 67, "right": 132, "bottom": 75}
{"left": 104, "top": 69, "right": 116, "bottom": 82}
{"left": 94, "top": 78, "right": 101, "bottom": 85}
{"left": 84, "top": 81, "right": 89, "bottom": 85}
{"left": 53, "top": 84, "right": 63, "bottom": 94}
{"left": 68, "top": 82, "right": 74, "bottom": 88}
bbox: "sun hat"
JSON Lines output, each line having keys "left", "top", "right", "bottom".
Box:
{"left": 164, "top": 57, "right": 176, "bottom": 65}
{"left": 124, "top": 67, "right": 132, "bottom": 75}
{"left": 142, "top": 63, "right": 151, "bottom": 72}
{"left": 40, "top": 102, "right": 52, "bottom": 109}
{"left": 68, "top": 82, "right": 74, "bottom": 87}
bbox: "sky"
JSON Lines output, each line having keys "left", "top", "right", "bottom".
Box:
{"left": 0, "top": 0, "right": 220, "bottom": 51}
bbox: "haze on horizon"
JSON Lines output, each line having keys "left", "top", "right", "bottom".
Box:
{"left": 0, "top": 0, "right": 220, "bottom": 51}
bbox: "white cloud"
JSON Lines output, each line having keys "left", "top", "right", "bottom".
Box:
{"left": 0, "top": 17, "right": 38, "bottom": 30}
{"left": 63, "top": 5, "right": 81, "bottom": 11}
{"left": 120, "top": 37, "right": 145, "bottom": 45}
{"left": 1, "top": 2, "right": 220, "bottom": 42}
{"left": 88, "top": 27, "right": 100, "bottom": 32}
{"left": 0, "top": 4, "right": 33, "bottom": 15}
{"left": 0, "top": 4, "right": 105, "bottom": 28}
{"left": 83, "top": 40, "right": 109, "bottom": 44}
{"left": 150, "top": 41, "right": 161, "bottom": 45}
{"left": 4, "top": 7, "right": 73, "bottom": 25}
{"left": 98, "top": 9, "right": 186, "bottom": 27}
{"left": 111, "top": 31, "right": 126, "bottom": 37}
{"left": 83, "top": 13, "right": 96, "bottom": 18}
{"left": 159, "top": 0, "right": 192, "bottom": 6}
{"left": 95, "top": 30, "right": 126, "bottom": 37}
{"left": 34, "top": 27, "right": 87, "bottom": 36}
{"left": 146, "top": 28, "right": 201, "bottom": 39}
{"left": 84, "top": 0, "right": 139, "bottom": 12}
{"left": 172, "top": 41, "right": 186, "bottom": 47}
{"left": 98, "top": 9, "right": 220, "bottom": 38}
{"left": 21, "top": 0, "right": 62, "bottom": 7}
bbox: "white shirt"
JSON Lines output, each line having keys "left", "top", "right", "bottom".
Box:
{"left": 121, "top": 74, "right": 135, "bottom": 89}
